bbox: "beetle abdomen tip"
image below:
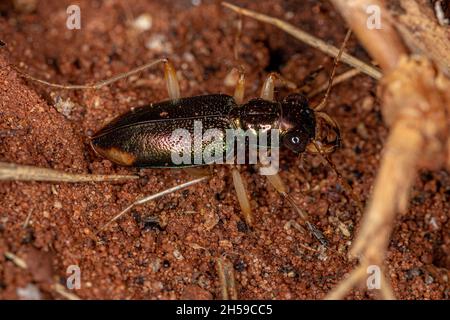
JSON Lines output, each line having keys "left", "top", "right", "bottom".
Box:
{"left": 91, "top": 143, "right": 136, "bottom": 166}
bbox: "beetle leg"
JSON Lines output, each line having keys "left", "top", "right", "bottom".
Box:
{"left": 231, "top": 166, "right": 253, "bottom": 227}
{"left": 260, "top": 72, "right": 298, "bottom": 101}
{"left": 163, "top": 59, "right": 181, "bottom": 101}
{"left": 265, "top": 173, "right": 329, "bottom": 246}
{"left": 97, "top": 175, "right": 209, "bottom": 233}
{"left": 216, "top": 256, "right": 238, "bottom": 300}
{"left": 15, "top": 58, "right": 168, "bottom": 90}
{"left": 16, "top": 57, "right": 181, "bottom": 100}
{"left": 233, "top": 67, "right": 246, "bottom": 104}
{"left": 260, "top": 73, "right": 277, "bottom": 101}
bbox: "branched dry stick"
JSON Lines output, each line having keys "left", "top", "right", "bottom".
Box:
{"left": 223, "top": 1, "right": 450, "bottom": 300}
{"left": 392, "top": 0, "right": 450, "bottom": 77}
{"left": 0, "top": 162, "right": 138, "bottom": 182}
{"left": 325, "top": 0, "right": 450, "bottom": 299}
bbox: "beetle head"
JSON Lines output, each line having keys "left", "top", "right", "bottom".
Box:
{"left": 280, "top": 93, "right": 316, "bottom": 153}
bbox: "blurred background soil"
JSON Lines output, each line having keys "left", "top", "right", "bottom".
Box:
{"left": 0, "top": 0, "right": 448, "bottom": 299}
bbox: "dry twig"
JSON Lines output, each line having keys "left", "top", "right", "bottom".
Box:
{"left": 223, "top": 0, "right": 450, "bottom": 300}
{"left": 216, "top": 257, "right": 238, "bottom": 300}
{"left": 0, "top": 162, "right": 138, "bottom": 182}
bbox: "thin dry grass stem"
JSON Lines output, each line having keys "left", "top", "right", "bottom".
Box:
{"left": 308, "top": 69, "right": 361, "bottom": 98}
{"left": 23, "top": 210, "right": 33, "bottom": 228}
{"left": 0, "top": 162, "right": 138, "bottom": 182}
{"left": 222, "top": 2, "right": 382, "bottom": 80}
{"left": 216, "top": 257, "right": 238, "bottom": 300}
{"left": 98, "top": 176, "right": 209, "bottom": 233}
{"left": 4, "top": 251, "right": 27, "bottom": 269}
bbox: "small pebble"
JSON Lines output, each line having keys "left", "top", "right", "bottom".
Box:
{"left": 173, "top": 249, "right": 184, "bottom": 260}
{"left": 145, "top": 34, "right": 173, "bottom": 54}
{"left": 361, "top": 96, "right": 374, "bottom": 112}
{"left": 223, "top": 68, "right": 239, "bottom": 87}
{"left": 133, "top": 14, "right": 153, "bottom": 31}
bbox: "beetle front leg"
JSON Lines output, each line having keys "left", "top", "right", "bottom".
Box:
{"left": 264, "top": 172, "right": 329, "bottom": 246}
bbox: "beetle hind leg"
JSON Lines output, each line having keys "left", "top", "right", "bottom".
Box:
{"left": 97, "top": 175, "right": 209, "bottom": 233}
{"left": 15, "top": 58, "right": 168, "bottom": 90}
{"left": 15, "top": 57, "right": 181, "bottom": 102}
{"left": 231, "top": 166, "right": 253, "bottom": 227}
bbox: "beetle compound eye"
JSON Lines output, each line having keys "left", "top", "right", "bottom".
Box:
{"left": 283, "top": 130, "right": 308, "bottom": 153}
{"left": 291, "top": 136, "right": 301, "bottom": 145}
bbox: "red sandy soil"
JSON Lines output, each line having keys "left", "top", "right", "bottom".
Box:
{"left": 0, "top": 0, "right": 448, "bottom": 299}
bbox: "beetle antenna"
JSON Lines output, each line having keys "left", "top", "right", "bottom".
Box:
{"left": 313, "top": 29, "right": 352, "bottom": 111}
{"left": 312, "top": 141, "right": 364, "bottom": 212}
